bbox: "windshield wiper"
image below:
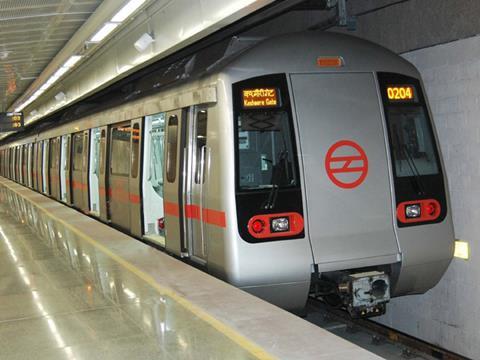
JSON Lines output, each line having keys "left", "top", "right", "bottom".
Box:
{"left": 262, "top": 149, "right": 289, "bottom": 210}
{"left": 400, "top": 143, "right": 426, "bottom": 196}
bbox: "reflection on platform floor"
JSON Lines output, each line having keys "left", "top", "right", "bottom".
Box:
{"left": 0, "top": 188, "right": 257, "bottom": 360}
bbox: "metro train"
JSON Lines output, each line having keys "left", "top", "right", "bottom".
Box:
{"left": 0, "top": 31, "right": 454, "bottom": 317}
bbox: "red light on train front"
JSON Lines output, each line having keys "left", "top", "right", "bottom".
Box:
{"left": 251, "top": 219, "right": 265, "bottom": 234}
{"left": 247, "top": 213, "right": 304, "bottom": 239}
{"left": 425, "top": 202, "right": 437, "bottom": 216}
{"left": 397, "top": 199, "right": 441, "bottom": 224}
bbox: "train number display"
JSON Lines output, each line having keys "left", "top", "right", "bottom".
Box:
{"left": 386, "top": 85, "right": 416, "bottom": 102}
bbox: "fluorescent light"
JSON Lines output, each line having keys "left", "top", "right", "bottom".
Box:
{"left": 111, "top": 0, "right": 146, "bottom": 23}
{"left": 90, "top": 22, "right": 119, "bottom": 43}
{"left": 63, "top": 55, "right": 82, "bottom": 68}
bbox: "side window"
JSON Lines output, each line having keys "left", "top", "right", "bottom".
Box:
{"left": 166, "top": 115, "right": 178, "bottom": 183}
{"left": 195, "top": 110, "right": 208, "bottom": 184}
{"left": 131, "top": 123, "right": 140, "bottom": 179}
{"left": 49, "top": 139, "right": 54, "bottom": 169}
{"left": 100, "top": 130, "right": 106, "bottom": 175}
{"left": 83, "top": 132, "right": 89, "bottom": 171}
{"left": 111, "top": 125, "right": 131, "bottom": 176}
{"left": 73, "top": 133, "right": 83, "bottom": 171}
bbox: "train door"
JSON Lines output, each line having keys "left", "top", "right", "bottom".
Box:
{"left": 183, "top": 107, "right": 209, "bottom": 261}
{"left": 89, "top": 128, "right": 101, "bottom": 215}
{"left": 22, "top": 145, "right": 27, "bottom": 185}
{"left": 62, "top": 134, "right": 73, "bottom": 204}
{"left": 163, "top": 110, "right": 186, "bottom": 256}
{"left": 27, "top": 144, "right": 33, "bottom": 188}
{"left": 289, "top": 73, "right": 399, "bottom": 268}
{"left": 98, "top": 126, "right": 109, "bottom": 221}
{"left": 34, "top": 142, "right": 40, "bottom": 190}
{"left": 108, "top": 122, "right": 131, "bottom": 231}
{"left": 98, "top": 127, "right": 109, "bottom": 221}
{"left": 129, "top": 120, "right": 143, "bottom": 237}
{"left": 17, "top": 146, "right": 22, "bottom": 183}
{"left": 60, "top": 135, "right": 67, "bottom": 202}
{"left": 72, "top": 132, "right": 85, "bottom": 209}
{"left": 49, "top": 137, "right": 61, "bottom": 199}
{"left": 12, "top": 147, "right": 17, "bottom": 181}
{"left": 142, "top": 113, "right": 166, "bottom": 246}
{"left": 81, "top": 130, "right": 90, "bottom": 211}
{"left": 42, "top": 140, "right": 49, "bottom": 194}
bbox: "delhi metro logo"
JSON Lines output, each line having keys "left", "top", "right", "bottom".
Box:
{"left": 325, "top": 140, "right": 369, "bottom": 189}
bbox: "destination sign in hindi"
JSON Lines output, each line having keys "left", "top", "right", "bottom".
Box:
{"left": 242, "top": 88, "right": 280, "bottom": 109}
{"left": 0, "top": 112, "right": 24, "bottom": 132}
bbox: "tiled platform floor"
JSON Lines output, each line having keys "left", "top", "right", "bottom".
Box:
{"left": 0, "top": 193, "right": 257, "bottom": 360}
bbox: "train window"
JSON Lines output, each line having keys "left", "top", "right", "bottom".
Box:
{"left": 73, "top": 133, "right": 83, "bottom": 171}
{"left": 166, "top": 115, "right": 178, "bottom": 183}
{"left": 100, "top": 130, "right": 106, "bottom": 175}
{"left": 131, "top": 123, "right": 140, "bottom": 179}
{"left": 386, "top": 107, "right": 439, "bottom": 177}
{"left": 378, "top": 73, "right": 441, "bottom": 179}
{"left": 236, "top": 111, "right": 297, "bottom": 190}
{"left": 111, "top": 126, "right": 131, "bottom": 176}
{"left": 195, "top": 110, "right": 207, "bottom": 184}
{"left": 149, "top": 113, "right": 165, "bottom": 196}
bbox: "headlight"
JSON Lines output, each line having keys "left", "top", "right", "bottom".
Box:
{"left": 271, "top": 217, "right": 290, "bottom": 232}
{"left": 405, "top": 204, "right": 421, "bottom": 218}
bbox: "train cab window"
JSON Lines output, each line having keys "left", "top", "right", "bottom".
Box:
{"left": 73, "top": 133, "right": 83, "bottom": 171}
{"left": 387, "top": 107, "right": 439, "bottom": 177}
{"left": 131, "top": 123, "right": 140, "bottom": 179}
{"left": 233, "top": 75, "right": 299, "bottom": 192}
{"left": 236, "top": 111, "right": 297, "bottom": 190}
{"left": 195, "top": 110, "right": 207, "bottom": 184}
{"left": 166, "top": 115, "right": 178, "bottom": 183}
{"left": 378, "top": 73, "right": 441, "bottom": 179}
{"left": 111, "top": 125, "right": 131, "bottom": 176}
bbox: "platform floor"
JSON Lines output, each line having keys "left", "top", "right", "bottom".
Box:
{"left": 0, "top": 178, "right": 381, "bottom": 360}
{"left": 0, "top": 201, "right": 260, "bottom": 359}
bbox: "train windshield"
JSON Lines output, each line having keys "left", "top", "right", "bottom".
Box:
{"left": 237, "top": 110, "right": 297, "bottom": 190}
{"left": 386, "top": 106, "right": 439, "bottom": 177}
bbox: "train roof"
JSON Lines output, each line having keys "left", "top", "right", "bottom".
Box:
{"left": 219, "top": 31, "right": 419, "bottom": 80}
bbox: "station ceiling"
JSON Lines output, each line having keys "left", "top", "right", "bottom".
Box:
{"left": 0, "top": 0, "right": 102, "bottom": 112}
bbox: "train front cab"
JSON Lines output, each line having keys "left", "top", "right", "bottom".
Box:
{"left": 230, "top": 70, "right": 454, "bottom": 315}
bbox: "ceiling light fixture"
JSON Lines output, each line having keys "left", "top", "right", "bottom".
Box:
{"left": 90, "top": 22, "right": 119, "bottom": 43}
{"left": 112, "top": 0, "right": 147, "bottom": 22}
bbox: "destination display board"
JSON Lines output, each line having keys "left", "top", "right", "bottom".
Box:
{"left": 0, "top": 112, "right": 24, "bottom": 132}
{"left": 242, "top": 88, "right": 280, "bottom": 109}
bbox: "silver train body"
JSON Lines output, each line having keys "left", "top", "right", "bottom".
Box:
{"left": 0, "top": 32, "right": 454, "bottom": 316}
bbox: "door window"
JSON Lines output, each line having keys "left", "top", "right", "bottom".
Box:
{"left": 166, "top": 115, "right": 179, "bottom": 183}
{"left": 131, "top": 123, "right": 140, "bottom": 179}
{"left": 149, "top": 114, "right": 165, "bottom": 196}
{"left": 194, "top": 110, "right": 207, "bottom": 184}
{"left": 111, "top": 125, "right": 131, "bottom": 176}
{"left": 73, "top": 133, "right": 83, "bottom": 171}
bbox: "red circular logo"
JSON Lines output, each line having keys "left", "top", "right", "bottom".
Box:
{"left": 325, "top": 140, "right": 368, "bottom": 189}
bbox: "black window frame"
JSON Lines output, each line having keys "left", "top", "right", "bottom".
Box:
{"left": 232, "top": 73, "right": 304, "bottom": 243}
{"left": 378, "top": 72, "right": 447, "bottom": 227}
